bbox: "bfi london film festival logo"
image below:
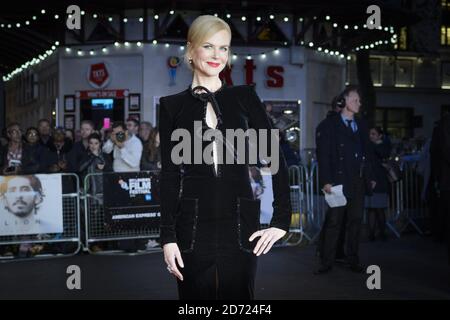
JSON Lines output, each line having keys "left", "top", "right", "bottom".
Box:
{"left": 119, "top": 178, "right": 152, "bottom": 199}
{"left": 66, "top": 5, "right": 381, "bottom": 31}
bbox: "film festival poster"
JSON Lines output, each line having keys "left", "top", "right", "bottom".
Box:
{"left": 103, "top": 172, "right": 161, "bottom": 230}
{"left": 0, "top": 174, "right": 64, "bottom": 236}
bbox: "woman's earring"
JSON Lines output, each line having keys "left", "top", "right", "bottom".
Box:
{"left": 189, "top": 58, "right": 193, "bottom": 64}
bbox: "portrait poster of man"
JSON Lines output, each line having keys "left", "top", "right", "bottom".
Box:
{"left": 103, "top": 171, "right": 161, "bottom": 230}
{"left": 0, "top": 174, "right": 64, "bottom": 236}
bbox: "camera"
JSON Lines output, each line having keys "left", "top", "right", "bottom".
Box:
{"left": 116, "top": 131, "right": 126, "bottom": 143}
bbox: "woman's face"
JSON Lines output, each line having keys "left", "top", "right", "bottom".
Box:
{"left": 369, "top": 129, "right": 381, "bottom": 143}
{"left": 7, "top": 126, "right": 22, "bottom": 144}
{"left": 26, "top": 130, "right": 39, "bottom": 144}
{"left": 89, "top": 139, "right": 100, "bottom": 153}
{"left": 191, "top": 29, "right": 231, "bottom": 78}
{"left": 139, "top": 125, "right": 151, "bottom": 141}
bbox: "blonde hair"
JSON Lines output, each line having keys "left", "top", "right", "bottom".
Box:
{"left": 185, "top": 15, "right": 232, "bottom": 70}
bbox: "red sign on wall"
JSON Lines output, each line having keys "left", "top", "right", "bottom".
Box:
{"left": 88, "top": 62, "right": 110, "bottom": 89}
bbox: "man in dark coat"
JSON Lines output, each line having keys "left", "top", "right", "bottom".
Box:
{"left": 315, "top": 86, "right": 375, "bottom": 274}
{"left": 316, "top": 94, "right": 347, "bottom": 263}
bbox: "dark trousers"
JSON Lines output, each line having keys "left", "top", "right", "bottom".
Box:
{"left": 317, "top": 212, "right": 346, "bottom": 258}
{"left": 320, "top": 176, "right": 365, "bottom": 267}
{"left": 368, "top": 208, "right": 386, "bottom": 238}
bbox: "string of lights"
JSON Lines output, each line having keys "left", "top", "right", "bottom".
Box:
{"left": 1, "top": 12, "right": 398, "bottom": 82}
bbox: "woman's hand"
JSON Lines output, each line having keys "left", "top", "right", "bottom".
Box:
{"left": 163, "top": 243, "right": 184, "bottom": 281}
{"left": 249, "top": 227, "right": 287, "bottom": 256}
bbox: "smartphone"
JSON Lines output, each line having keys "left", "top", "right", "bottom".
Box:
{"left": 103, "top": 118, "right": 111, "bottom": 129}
{"left": 4, "top": 167, "right": 16, "bottom": 173}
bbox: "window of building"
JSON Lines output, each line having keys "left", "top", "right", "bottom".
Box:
{"left": 375, "top": 107, "right": 414, "bottom": 140}
{"left": 441, "top": 25, "right": 450, "bottom": 46}
{"left": 399, "top": 27, "right": 408, "bottom": 50}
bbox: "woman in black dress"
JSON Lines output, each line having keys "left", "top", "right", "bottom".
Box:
{"left": 159, "top": 15, "right": 292, "bottom": 300}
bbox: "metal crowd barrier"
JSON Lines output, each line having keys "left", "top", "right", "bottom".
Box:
{"left": 276, "top": 165, "right": 309, "bottom": 246}
{"left": 83, "top": 171, "right": 161, "bottom": 255}
{"left": 0, "top": 173, "right": 81, "bottom": 262}
{"left": 395, "top": 160, "right": 427, "bottom": 235}
{"left": 288, "top": 158, "right": 428, "bottom": 243}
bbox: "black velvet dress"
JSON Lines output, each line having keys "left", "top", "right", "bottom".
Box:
{"left": 159, "top": 83, "right": 292, "bottom": 300}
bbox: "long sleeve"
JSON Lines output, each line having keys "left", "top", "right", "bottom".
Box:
{"left": 159, "top": 97, "right": 182, "bottom": 245}
{"left": 102, "top": 139, "right": 114, "bottom": 154}
{"left": 315, "top": 120, "right": 334, "bottom": 187}
{"left": 118, "top": 136, "right": 143, "bottom": 169}
{"left": 245, "top": 86, "right": 292, "bottom": 232}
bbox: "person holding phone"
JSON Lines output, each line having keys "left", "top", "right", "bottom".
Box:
{"left": 43, "top": 129, "right": 72, "bottom": 173}
{"left": 79, "top": 133, "right": 111, "bottom": 194}
{"left": 1, "top": 123, "right": 24, "bottom": 176}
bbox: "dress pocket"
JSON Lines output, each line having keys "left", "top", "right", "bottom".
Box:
{"left": 175, "top": 197, "right": 199, "bottom": 253}
{"left": 236, "top": 197, "right": 261, "bottom": 253}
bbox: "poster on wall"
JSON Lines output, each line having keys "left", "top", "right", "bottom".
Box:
{"left": 64, "top": 95, "right": 75, "bottom": 112}
{"left": 0, "top": 174, "right": 64, "bottom": 236}
{"left": 103, "top": 172, "right": 161, "bottom": 230}
{"left": 129, "top": 93, "right": 140, "bottom": 111}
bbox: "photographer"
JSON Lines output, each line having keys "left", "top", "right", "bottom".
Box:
{"left": 102, "top": 121, "right": 142, "bottom": 172}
